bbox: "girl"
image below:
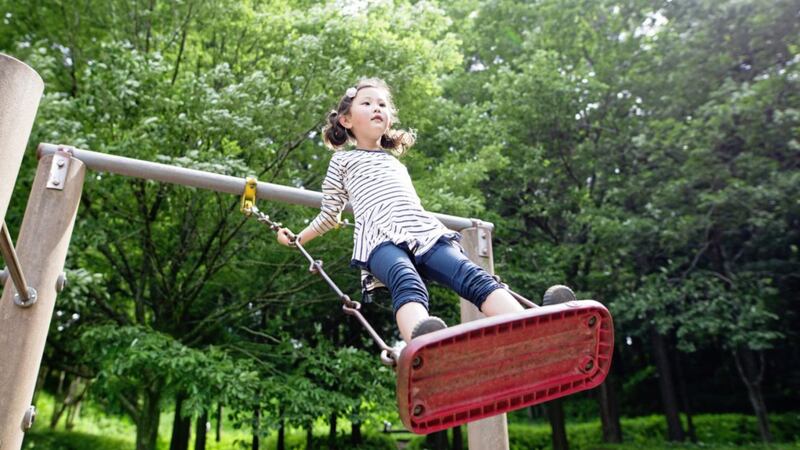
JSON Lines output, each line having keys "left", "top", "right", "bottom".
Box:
{"left": 277, "top": 78, "right": 525, "bottom": 343}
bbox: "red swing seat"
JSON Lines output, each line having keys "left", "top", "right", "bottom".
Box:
{"left": 396, "top": 300, "right": 614, "bottom": 434}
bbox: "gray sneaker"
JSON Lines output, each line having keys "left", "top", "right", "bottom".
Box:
{"left": 542, "top": 285, "right": 577, "bottom": 306}
{"left": 411, "top": 316, "right": 448, "bottom": 339}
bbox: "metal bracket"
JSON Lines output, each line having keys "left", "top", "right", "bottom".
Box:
{"left": 14, "top": 287, "right": 37, "bottom": 307}
{"left": 471, "top": 219, "right": 491, "bottom": 258}
{"left": 240, "top": 176, "right": 257, "bottom": 215}
{"left": 46, "top": 145, "right": 74, "bottom": 190}
{"left": 478, "top": 228, "right": 490, "bottom": 257}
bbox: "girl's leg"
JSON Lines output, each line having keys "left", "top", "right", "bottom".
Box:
{"left": 481, "top": 288, "right": 524, "bottom": 316}
{"left": 367, "top": 243, "right": 430, "bottom": 342}
{"left": 419, "top": 241, "right": 524, "bottom": 316}
{"left": 395, "top": 302, "right": 429, "bottom": 343}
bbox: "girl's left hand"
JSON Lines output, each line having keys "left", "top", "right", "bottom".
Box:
{"left": 277, "top": 228, "right": 296, "bottom": 247}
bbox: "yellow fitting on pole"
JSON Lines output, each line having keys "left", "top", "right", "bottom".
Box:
{"left": 240, "top": 176, "right": 257, "bottom": 215}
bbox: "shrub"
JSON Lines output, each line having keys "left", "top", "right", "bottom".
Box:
{"left": 22, "top": 429, "right": 133, "bottom": 450}
{"left": 404, "top": 413, "right": 800, "bottom": 450}
{"left": 260, "top": 431, "right": 396, "bottom": 450}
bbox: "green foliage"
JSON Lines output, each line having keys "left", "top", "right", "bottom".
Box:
{"left": 590, "top": 444, "right": 800, "bottom": 450}
{"left": 406, "top": 413, "right": 800, "bottom": 450}
{"left": 260, "top": 430, "right": 396, "bottom": 450}
{"left": 1, "top": 0, "right": 799, "bottom": 446}
{"left": 78, "top": 325, "right": 262, "bottom": 422}
{"left": 23, "top": 430, "right": 133, "bottom": 450}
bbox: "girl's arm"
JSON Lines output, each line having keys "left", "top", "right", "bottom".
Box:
{"left": 276, "top": 154, "right": 346, "bottom": 247}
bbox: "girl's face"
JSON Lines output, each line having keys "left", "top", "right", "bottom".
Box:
{"left": 339, "top": 87, "right": 392, "bottom": 148}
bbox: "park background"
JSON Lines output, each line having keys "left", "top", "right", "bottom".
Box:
{"left": 0, "top": 0, "right": 798, "bottom": 449}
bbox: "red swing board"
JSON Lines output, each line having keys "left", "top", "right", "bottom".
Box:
{"left": 396, "top": 300, "right": 614, "bottom": 434}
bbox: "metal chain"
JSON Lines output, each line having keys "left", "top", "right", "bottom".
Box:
{"left": 246, "top": 205, "right": 399, "bottom": 366}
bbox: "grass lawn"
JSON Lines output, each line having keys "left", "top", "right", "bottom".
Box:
{"left": 22, "top": 391, "right": 800, "bottom": 450}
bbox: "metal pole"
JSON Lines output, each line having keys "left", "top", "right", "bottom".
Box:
{"left": 0, "top": 53, "right": 44, "bottom": 226}
{"left": 0, "top": 154, "right": 86, "bottom": 449}
{"left": 37, "top": 143, "right": 482, "bottom": 232}
{"left": 459, "top": 221, "right": 510, "bottom": 450}
{"left": 0, "top": 222, "right": 34, "bottom": 305}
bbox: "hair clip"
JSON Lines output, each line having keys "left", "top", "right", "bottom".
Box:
{"left": 345, "top": 87, "right": 357, "bottom": 98}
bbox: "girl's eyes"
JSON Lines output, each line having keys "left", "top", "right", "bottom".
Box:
{"left": 361, "top": 102, "right": 387, "bottom": 107}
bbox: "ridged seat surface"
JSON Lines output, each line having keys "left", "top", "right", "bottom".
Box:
{"left": 396, "top": 300, "right": 614, "bottom": 434}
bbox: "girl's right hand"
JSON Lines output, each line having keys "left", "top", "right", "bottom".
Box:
{"left": 277, "top": 228, "right": 296, "bottom": 247}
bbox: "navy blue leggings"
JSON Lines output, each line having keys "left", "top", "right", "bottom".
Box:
{"left": 366, "top": 239, "right": 504, "bottom": 315}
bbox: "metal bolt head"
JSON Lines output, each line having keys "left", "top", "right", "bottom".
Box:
{"left": 13, "top": 287, "right": 38, "bottom": 308}
{"left": 588, "top": 316, "right": 597, "bottom": 327}
{"left": 57, "top": 159, "right": 65, "bottom": 168}
{"left": 56, "top": 272, "right": 68, "bottom": 292}
{"left": 413, "top": 404, "right": 425, "bottom": 417}
{"left": 412, "top": 356, "right": 423, "bottom": 369}
{"left": 584, "top": 359, "right": 594, "bottom": 372}
{"left": 22, "top": 405, "right": 36, "bottom": 431}
{"left": 51, "top": 179, "right": 60, "bottom": 186}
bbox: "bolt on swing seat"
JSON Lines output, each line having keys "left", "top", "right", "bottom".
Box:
{"left": 396, "top": 300, "right": 614, "bottom": 434}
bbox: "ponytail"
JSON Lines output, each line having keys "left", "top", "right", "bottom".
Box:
{"left": 322, "top": 110, "right": 353, "bottom": 149}
{"left": 381, "top": 128, "right": 416, "bottom": 157}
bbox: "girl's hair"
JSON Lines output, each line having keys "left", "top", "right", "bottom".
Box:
{"left": 322, "top": 78, "right": 416, "bottom": 155}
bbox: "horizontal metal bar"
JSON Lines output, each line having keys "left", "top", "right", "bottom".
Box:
{"left": 0, "top": 221, "right": 32, "bottom": 303}
{"left": 38, "top": 143, "right": 488, "bottom": 231}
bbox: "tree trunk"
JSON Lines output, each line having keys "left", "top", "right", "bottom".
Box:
{"left": 598, "top": 377, "right": 622, "bottom": 443}
{"left": 65, "top": 399, "right": 81, "bottom": 430}
{"left": 252, "top": 406, "right": 260, "bottom": 450}
{"left": 528, "top": 404, "right": 544, "bottom": 420}
{"left": 170, "top": 392, "right": 191, "bottom": 450}
{"left": 650, "top": 330, "right": 685, "bottom": 442}
{"left": 305, "top": 423, "right": 313, "bottom": 450}
{"left": 215, "top": 403, "right": 222, "bottom": 442}
{"left": 50, "top": 371, "right": 68, "bottom": 428}
{"left": 51, "top": 376, "right": 86, "bottom": 430}
{"left": 195, "top": 409, "right": 208, "bottom": 450}
{"left": 328, "top": 412, "right": 337, "bottom": 449}
{"left": 350, "top": 421, "right": 362, "bottom": 446}
{"left": 136, "top": 385, "right": 162, "bottom": 450}
{"left": 425, "top": 429, "right": 449, "bottom": 450}
{"left": 50, "top": 396, "right": 69, "bottom": 428}
{"left": 277, "top": 418, "right": 286, "bottom": 450}
{"left": 674, "top": 353, "right": 696, "bottom": 442}
{"left": 733, "top": 346, "right": 772, "bottom": 442}
{"left": 547, "top": 399, "right": 569, "bottom": 450}
{"left": 452, "top": 425, "right": 463, "bottom": 450}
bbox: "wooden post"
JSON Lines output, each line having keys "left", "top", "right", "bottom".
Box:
{"left": 0, "top": 53, "right": 44, "bottom": 225}
{"left": 459, "top": 222, "right": 510, "bottom": 450}
{"left": 0, "top": 154, "right": 86, "bottom": 450}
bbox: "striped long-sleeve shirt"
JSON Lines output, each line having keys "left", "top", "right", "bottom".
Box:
{"left": 309, "top": 149, "right": 459, "bottom": 269}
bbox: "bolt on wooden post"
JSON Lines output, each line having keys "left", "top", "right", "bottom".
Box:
{"left": 459, "top": 222, "right": 510, "bottom": 450}
{"left": 0, "top": 154, "right": 86, "bottom": 450}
